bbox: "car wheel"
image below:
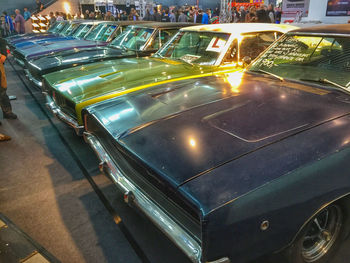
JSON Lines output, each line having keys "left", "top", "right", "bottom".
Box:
{"left": 286, "top": 203, "right": 345, "bottom": 263}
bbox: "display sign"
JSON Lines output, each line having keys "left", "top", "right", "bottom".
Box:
{"left": 326, "top": 0, "right": 350, "bottom": 16}
{"left": 281, "top": 0, "right": 310, "bottom": 22}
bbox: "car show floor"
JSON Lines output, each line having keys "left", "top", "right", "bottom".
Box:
{"left": 0, "top": 58, "right": 350, "bottom": 263}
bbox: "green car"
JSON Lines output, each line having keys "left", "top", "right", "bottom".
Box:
{"left": 43, "top": 23, "right": 296, "bottom": 134}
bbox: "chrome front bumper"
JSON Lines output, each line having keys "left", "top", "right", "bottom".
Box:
{"left": 24, "top": 69, "right": 42, "bottom": 88}
{"left": 83, "top": 131, "right": 203, "bottom": 263}
{"left": 43, "top": 92, "right": 84, "bottom": 135}
{"left": 14, "top": 57, "right": 25, "bottom": 67}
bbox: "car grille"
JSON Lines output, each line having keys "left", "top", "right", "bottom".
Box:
{"left": 26, "top": 62, "right": 42, "bottom": 83}
{"left": 13, "top": 50, "right": 25, "bottom": 63}
{"left": 86, "top": 114, "right": 202, "bottom": 243}
{"left": 45, "top": 83, "right": 76, "bottom": 119}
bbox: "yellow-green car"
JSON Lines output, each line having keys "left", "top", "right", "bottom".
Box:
{"left": 43, "top": 23, "right": 296, "bottom": 134}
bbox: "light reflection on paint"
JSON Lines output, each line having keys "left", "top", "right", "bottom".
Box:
{"left": 223, "top": 71, "right": 244, "bottom": 94}
{"left": 189, "top": 138, "right": 196, "bottom": 147}
{"left": 101, "top": 108, "right": 135, "bottom": 125}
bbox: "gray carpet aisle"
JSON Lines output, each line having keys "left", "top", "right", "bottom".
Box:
{"left": 0, "top": 59, "right": 349, "bottom": 263}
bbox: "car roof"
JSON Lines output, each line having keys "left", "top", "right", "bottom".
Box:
{"left": 132, "top": 22, "right": 195, "bottom": 29}
{"left": 182, "top": 23, "right": 298, "bottom": 35}
{"left": 289, "top": 24, "right": 350, "bottom": 35}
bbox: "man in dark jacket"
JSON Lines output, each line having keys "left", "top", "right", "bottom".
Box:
{"left": 257, "top": 5, "right": 270, "bottom": 23}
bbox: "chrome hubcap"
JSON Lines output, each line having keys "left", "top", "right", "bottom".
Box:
{"left": 301, "top": 205, "right": 342, "bottom": 262}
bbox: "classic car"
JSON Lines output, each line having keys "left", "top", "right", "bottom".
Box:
{"left": 82, "top": 24, "right": 350, "bottom": 263}
{"left": 12, "top": 21, "right": 95, "bottom": 49}
{"left": 25, "top": 22, "right": 193, "bottom": 88}
{"left": 43, "top": 23, "right": 296, "bottom": 134}
{"left": 12, "top": 21, "right": 139, "bottom": 67}
{"left": 6, "top": 20, "right": 86, "bottom": 52}
{"left": 5, "top": 20, "right": 69, "bottom": 46}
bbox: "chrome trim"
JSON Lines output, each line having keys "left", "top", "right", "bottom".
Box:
{"left": 14, "top": 57, "right": 25, "bottom": 67}
{"left": 207, "top": 257, "right": 231, "bottom": 263}
{"left": 43, "top": 92, "right": 84, "bottom": 135}
{"left": 83, "top": 131, "right": 203, "bottom": 263}
{"left": 288, "top": 32, "right": 350, "bottom": 37}
{"left": 24, "top": 69, "right": 42, "bottom": 88}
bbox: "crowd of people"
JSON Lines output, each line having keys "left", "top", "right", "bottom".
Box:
{"left": 76, "top": 5, "right": 280, "bottom": 24}
{"left": 1, "top": 8, "right": 31, "bottom": 36}
{"left": 0, "top": 3, "right": 282, "bottom": 37}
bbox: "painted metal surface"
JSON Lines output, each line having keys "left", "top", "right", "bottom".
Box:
{"left": 84, "top": 72, "right": 350, "bottom": 262}
{"left": 25, "top": 23, "right": 193, "bottom": 87}
{"left": 13, "top": 22, "right": 122, "bottom": 62}
{"left": 43, "top": 24, "right": 296, "bottom": 126}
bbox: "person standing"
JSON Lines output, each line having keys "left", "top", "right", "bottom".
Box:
{"left": 56, "top": 12, "right": 64, "bottom": 21}
{"left": 238, "top": 6, "right": 246, "bottom": 22}
{"left": 143, "top": 9, "right": 153, "bottom": 21}
{"left": 14, "top": 9, "right": 25, "bottom": 34}
{"left": 121, "top": 10, "right": 128, "bottom": 21}
{"left": 2, "top": 12, "right": 14, "bottom": 36}
{"left": 169, "top": 10, "right": 176, "bottom": 22}
{"left": 267, "top": 4, "right": 275, "bottom": 23}
{"left": 178, "top": 9, "right": 188, "bottom": 22}
{"left": 202, "top": 9, "right": 209, "bottom": 24}
{"left": 35, "top": 0, "right": 43, "bottom": 13}
{"left": 96, "top": 10, "right": 102, "bottom": 20}
{"left": 153, "top": 7, "right": 161, "bottom": 22}
{"left": 0, "top": 35, "right": 17, "bottom": 121}
{"left": 275, "top": 7, "right": 281, "bottom": 24}
{"left": 49, "top": 12, "right": 56, "bottom": 26}
{"left": 23, "top": 8, "right": 31, "bottom": 21}
{"left": 257, "top": 5, "right": 270, "bottom": 23}
{"left": 161, "top": 9, "right": 171, "bottom": 22}
{"left": 104, "top": 11, "right": 115, "bottom": 21}
{"left": 84, "top": 10, "right": 90, "bottom": 19}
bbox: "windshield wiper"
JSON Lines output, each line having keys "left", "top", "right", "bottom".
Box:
{"left": 249, "top": 69, "right": 284, "bottom": 82}
{"left": 299, "top": 78, "right": 350, "bottom": 93}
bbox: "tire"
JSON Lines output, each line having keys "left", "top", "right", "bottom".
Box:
{"left": 284, "top": 203, "right": 346, "bottom": 263}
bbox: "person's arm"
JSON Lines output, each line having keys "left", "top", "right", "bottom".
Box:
{"left": 0, "top": 38, "right": 7, "bottom": 63}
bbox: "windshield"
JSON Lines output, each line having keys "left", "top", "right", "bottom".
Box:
{"left": 48, "top": 21, "right": 63, "bottom": 33}
{"left": 249, "top": 34, "right": 350, "bottom": 88}
{"left": 155, "top": 31, "right": 231, "bottom": 65}
{"left": 72, "top": 24, "right": 93, "bottom": 38}
{"left": 109, "top": 26, "right": 155, "bottom": 51}
{"left": 61, "top": 23, "right": 80, "bottom": 36}
{"left": 57, "top": 22, "right": 71, "bottom": 35}
{"left": 85, "top": 23, "right": 118, "bottom": 41}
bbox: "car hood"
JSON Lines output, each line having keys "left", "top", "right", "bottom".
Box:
{"left": 89, "top": 73, "right": 350, "bottom": 206}
{"left": 9, "top": 33, "right": 56, "bottom": 44}
{"left": 45, "top": 57, "right": 214, "bottom": 104}
{"left": 28, "top": 46, "right": 131, "bottom": 74}
{"left": 19, "top": 39, "right": 105, "bottom": 58}
{"left": 14, "top": 36, "right": 74, "bottom": 48}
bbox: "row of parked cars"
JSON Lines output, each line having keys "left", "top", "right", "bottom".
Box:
{"left": 7, "top": 20, "right": 350, "bottom": 263}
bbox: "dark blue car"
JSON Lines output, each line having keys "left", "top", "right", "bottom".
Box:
{"left": 6, "top": 20, "right": 80, "bottom": 50}
{"left": 5, "top": 20, "right": 69, "bottom": 45}
{"left": 82, "top": 24, "right": 350, "bottom": 263}
{"left": 12, "top": 21, "right": 94, "bottom": 49}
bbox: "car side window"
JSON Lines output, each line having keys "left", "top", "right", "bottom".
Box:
{"left": 240, "top": 32, "right": 276, "bottom": 61}
{"left": 222, "top": 39, "right": 238, "bottom": 63}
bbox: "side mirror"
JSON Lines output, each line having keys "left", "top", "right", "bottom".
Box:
{"left": 242, "top": 56, "right": 252, "bottom": 66}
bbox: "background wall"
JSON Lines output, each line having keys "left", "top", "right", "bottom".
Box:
{"left": 1, "top": 0, "right": 52, "bottom": 15}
